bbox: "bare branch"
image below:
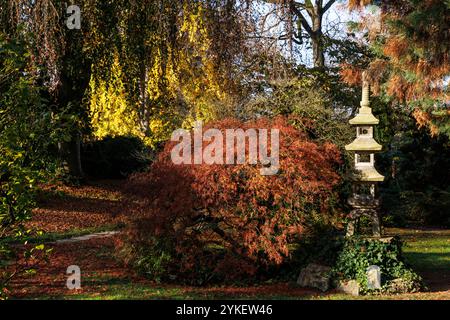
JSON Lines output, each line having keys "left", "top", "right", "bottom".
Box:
{"left": 289, "top": 1, "right": 313, "bottom": 35}
{"left": 322, "top": 0, "right": 337, "bottom": 14}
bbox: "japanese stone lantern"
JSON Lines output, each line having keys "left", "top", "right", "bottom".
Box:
{"left": 345, "top": 72, "right": 384, "bottom": 237}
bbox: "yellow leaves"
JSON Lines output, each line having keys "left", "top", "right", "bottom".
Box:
{"left": 180, "top": 2, "right": 210, "bottom": 49}
{"left": 89, "top": 55, "right": 143, "bottom": 141}
{"left": 165, "top": 2, "right": 229, "bottom": 125}
{"left": 88, "top": 2, "right": 230, "bottom": 147}
{"left": 146, "top": 49, "right": 166, "bottom": 101}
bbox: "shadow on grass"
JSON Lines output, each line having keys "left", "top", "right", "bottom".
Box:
{"left": 404, "top": 252, "right": 450, "bottom": 271}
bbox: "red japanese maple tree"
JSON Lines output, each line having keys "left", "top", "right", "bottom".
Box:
{"left": 119, "top": 117, "right": 342, "bottom": 282}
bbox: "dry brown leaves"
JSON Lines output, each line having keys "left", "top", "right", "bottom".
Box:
{"left": 27, "top": 180, "right": 128, "bottom": 233}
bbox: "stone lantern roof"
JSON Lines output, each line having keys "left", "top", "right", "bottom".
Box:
{"left": 349, "top": 108, "right": 380, "bottom": 125}
{"left": 353, "top": 167, "right": 385, "bottom": 182}
{"left": 345, "top": 137, "right": 382, "bottom": 152}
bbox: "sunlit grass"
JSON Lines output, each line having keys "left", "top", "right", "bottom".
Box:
{"left": 386, "top": 228, "right": 450, "bottom": 271}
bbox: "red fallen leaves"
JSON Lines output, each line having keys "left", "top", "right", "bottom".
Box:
{"left": 28, "top": 181, "right": 125, "bottom": 233}
{"left": 8, "top": 237, "right": 133, "bottom": 299}
{"left": 7, "top": 235, "right": 450, "bottom": 299}
{"left": 8, "top": 235, "right": 323, "bottom": 299}
{"left": 121, "top": 117, "right": 343, "bottom": 282}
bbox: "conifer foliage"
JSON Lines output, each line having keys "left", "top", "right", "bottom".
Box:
{"left": 344, "top": 0, "right": 449, "bottom": 136}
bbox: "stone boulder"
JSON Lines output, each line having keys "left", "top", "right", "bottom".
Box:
{"left": 336, "top": 280, "right": 360, "bottom": 296}
{"left": 297, "top": 263, "right": 331, "bottom": 292}
{"left": 384, "top": 278, "right": 422, "bottom": 294}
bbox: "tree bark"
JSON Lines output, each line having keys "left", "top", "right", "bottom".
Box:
{"left": 311, "top": 7, "right": 325, "bottom": 68}
{"left": 56, "top": 56, "right": 90, "bottom": 180}
{"left": 288, "top": 0, "right": 335, "bottom": 68}
{"left": 59, "top": 133, "right": 84, "bottom": 179}
{"left": 66, "top": 134, "right": 83, "bottom": 179}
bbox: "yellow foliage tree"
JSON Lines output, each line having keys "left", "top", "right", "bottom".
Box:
{"left": 89, "top": 2, "right": 235, "bottom": 146}
{"left": 89, "top": 55, "right": 144, "bottom": 141}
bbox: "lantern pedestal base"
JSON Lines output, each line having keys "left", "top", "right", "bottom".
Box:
{"left": 346, "top": 208, "right": 381, "bottom": 237}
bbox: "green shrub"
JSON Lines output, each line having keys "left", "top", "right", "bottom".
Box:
{"left": 118, "top": 237, "right": 174, "bottom": 283}
{"left": 331, "top": 237, "right": 423, "bottom": 294}
{"left": 289, "top": 228, "right": 345, "bottom": 269}
{"left": 0, "top": 33, "right": 59, "bottom": 299}
{"left": 376, "top": 109, "right": 450, "bottom": 228}
{"left": 241, "top": 78, "right": 353, "bottom": 149}
{"left": 81, "top": 135, "right": 153, "bottom": 179}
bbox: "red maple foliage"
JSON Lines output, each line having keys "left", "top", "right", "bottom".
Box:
{"left": 119, "top": 117, "right": 342, "bottom": 283}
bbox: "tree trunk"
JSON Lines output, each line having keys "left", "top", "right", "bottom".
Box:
{"left": 311, "top": 8, "right": 325, "bottom": 68}
{"left": 56, "top": 35, "right": 91, "bottom": 180}
{"left": 312, "top": 34, "right": 324, "bottom": 68}
{"left": 59, "top": 133, "right": 84, "bottom": 179}
{"left": 287, "top": 0, "right": 328, "bottom": 68}
{"left": 139, "top": 66, "right": 150, "bottom": 136}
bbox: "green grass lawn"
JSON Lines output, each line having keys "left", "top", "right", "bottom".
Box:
{"left": 390, "top": 229, "right": 450, "bottom": 271}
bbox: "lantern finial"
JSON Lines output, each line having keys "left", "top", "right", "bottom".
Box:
{"left": 361, "top": 71, "right": 370, "bottom": 108}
